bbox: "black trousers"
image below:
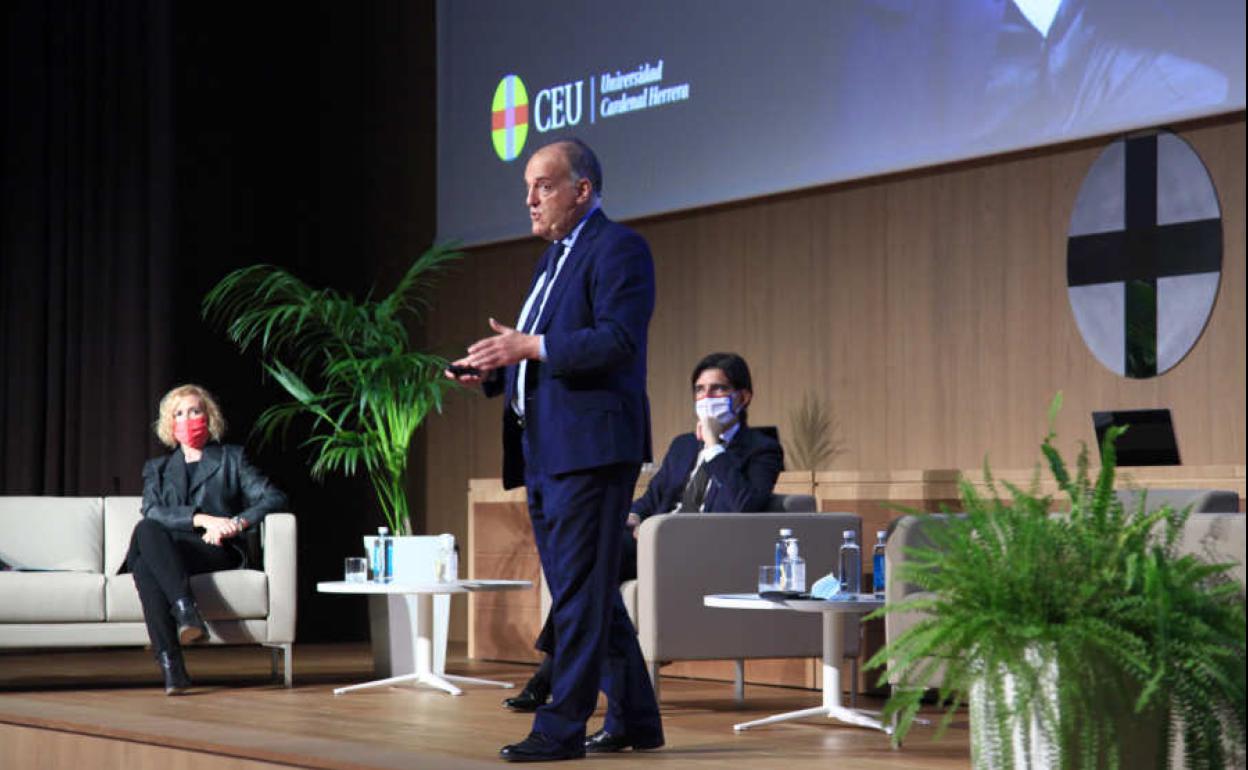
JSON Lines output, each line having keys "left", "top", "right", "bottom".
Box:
{"left": 127, "top": 518, "right": 240, "bottom": 654}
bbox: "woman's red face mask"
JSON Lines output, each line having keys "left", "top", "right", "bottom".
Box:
{"left": 174, "top": 414, "right": 209, "bottom": 449}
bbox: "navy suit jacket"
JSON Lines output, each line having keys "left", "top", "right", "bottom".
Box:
{"left": 630, "top": 426, "right": 784, "bottom": 519}
{"left": 486, "top": 210, "right": 655, "bottom": 489}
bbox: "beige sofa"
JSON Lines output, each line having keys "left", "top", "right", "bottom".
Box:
{"left": 0, "top": 496, "right": 297, "bottom": 686}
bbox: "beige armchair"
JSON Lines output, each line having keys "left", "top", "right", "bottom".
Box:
{"left": 626, "top": 505, "right": 863, "bottom": 701}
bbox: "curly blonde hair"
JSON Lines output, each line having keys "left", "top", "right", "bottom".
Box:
{"left": 154, "top": 384, "right": 228, "bottom": 449}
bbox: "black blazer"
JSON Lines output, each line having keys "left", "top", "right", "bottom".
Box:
{"left": 630, "top": 426, "right": 784, "bottom": 520}
{"left": 140, "top": 443, "right": 288, "bottom": 568}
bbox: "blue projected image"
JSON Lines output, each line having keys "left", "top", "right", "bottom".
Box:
{"left": 437, "top": 0, "right": 1243, "bottom": 245}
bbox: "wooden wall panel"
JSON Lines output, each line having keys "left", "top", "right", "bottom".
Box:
{"left": 430, "top": 115, "right": 1246, "bottom": 643}
{"left": 772, "top": 471, "right": 816, "bottom": 497}
{"left": 465, "top": 485, "right": 541, "bottom": 661}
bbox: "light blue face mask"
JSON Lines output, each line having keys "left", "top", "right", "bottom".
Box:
{"left": 694, "top": 394, "right": 736, "bottom": 426}
{"left": 811, "top": 572, "right": 843, "bottom": 599}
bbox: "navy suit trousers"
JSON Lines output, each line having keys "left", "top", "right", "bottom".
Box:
{"left": 523, "top": 447, "right": 662, "bottom": 748}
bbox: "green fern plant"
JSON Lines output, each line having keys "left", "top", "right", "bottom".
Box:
{"left": 202, "top": 245, "right": 461, "bottom": 535}
{"left": 867, "top": 393, "right": 1246, "bottom": 769}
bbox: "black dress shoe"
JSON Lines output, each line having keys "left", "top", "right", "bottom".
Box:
{"left": 584, "top": 728, "right": 665, "bottom": 753}
{"left": 171, "top": 597, "right": 207, "bottom": 645}
{"left": 499, "top": 733, "right": 584, "bottom": 762}
{"left": 501, "top": 684, "right": 549, "bottom": 712}
{"left": 156, "top": 650, "right": 192, "bottom": 695}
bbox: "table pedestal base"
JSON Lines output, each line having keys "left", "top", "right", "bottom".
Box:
{"left": 332, "top": 592, "right": 515, "bottom": 697}
{"left": 333, "top": 670, "right": 514, "bottom": 697}
{"left": 734, "top": 704, "right": 888, "bottom": 732}
{"left": 733, "top": 611, "right": 890, "bottom": 734}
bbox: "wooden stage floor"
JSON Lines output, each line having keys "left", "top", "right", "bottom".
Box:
{"left": 0, "top": 643, "right": 970, "bottom": 769}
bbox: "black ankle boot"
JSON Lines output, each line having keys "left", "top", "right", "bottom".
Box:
{"left": 156, "top": 649, "right": 192, "bottom": 695}
{"left": 171, "top": 597, "right": 207, "bottom": 645}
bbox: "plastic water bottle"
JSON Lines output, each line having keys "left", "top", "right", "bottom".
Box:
{"left": 373, "top": 526, "right": 393, "bottom": 583}
{"left": 839, "top": 530, "right": 861, "bottom": 597}
{"left": 775, "top": 527, "right": 793, "bottom": 572}
{"left": 781, "top": 537, "right": 806, "bottom": 593}
{"left": 435, "top": 534, "right": 458, "bottom": 582}
{"left": 371, "top": 527, "right": 385, "bottom": 582}
{"left": 872, "top": 530, "right": 888, "bottom": 599}
{"left": 382, "top": 530, "right": 394, "bottom": 583}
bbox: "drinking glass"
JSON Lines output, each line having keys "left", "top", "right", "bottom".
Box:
{"left": 344, "top": 557, "right": 368, "bottom": 583}
{"left": 758, "top": 565, "right": 781, "bottom": 593}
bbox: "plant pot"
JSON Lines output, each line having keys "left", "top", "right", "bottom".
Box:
{"left": 968, "top": 645, "right": 1166, "bottom": 770}
{"left": 363, "top": 535, "right": 454, "bottom": 678}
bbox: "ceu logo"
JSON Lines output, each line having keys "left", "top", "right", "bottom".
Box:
{"left": 491, "top": 75, "right": 529, "bottom": 162}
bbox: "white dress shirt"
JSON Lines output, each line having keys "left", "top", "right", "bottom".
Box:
{"left": 513, "top": 208, "right": 597, "bottom": 417}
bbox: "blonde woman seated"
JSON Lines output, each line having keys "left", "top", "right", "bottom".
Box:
{"left": 127, "top": 384, "right": 287, "bottom": 694}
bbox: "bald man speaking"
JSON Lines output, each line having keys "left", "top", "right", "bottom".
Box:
{"left": 449, "top": 139, "right": 663, "bottom": 762}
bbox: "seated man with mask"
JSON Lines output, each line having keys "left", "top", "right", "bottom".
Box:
{"left": 623, "top": 350, "right": 784, "bottom": 560}
{"left": 504, "top": 352, "right": 784, "bottom": 720}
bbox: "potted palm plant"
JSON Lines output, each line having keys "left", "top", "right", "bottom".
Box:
{"left": 868, "top": 395, "right": 1246, "bottom": 769}
{"left": 203, "top": 246, "right": 461, "bottom": 676}
{"left": 202, "top": 245, "right": 460, "bottom": 536}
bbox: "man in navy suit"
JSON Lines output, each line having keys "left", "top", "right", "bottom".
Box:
{"left": 622, "top": 352, "right": 784, "bottom": 577}
{"left": 503, "top": 352, "right": 783, "bottom": 717}
{"left": 450, "top": 139, "right": 663, "bottom": 762}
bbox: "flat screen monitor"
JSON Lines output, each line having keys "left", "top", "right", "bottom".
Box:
{"left": 1092, "top": 408, "right": 1181, "bottom": 466}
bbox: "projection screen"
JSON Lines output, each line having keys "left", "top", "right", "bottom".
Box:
{"left": 437, "top": 0, "right": 1245, "bottom": 246}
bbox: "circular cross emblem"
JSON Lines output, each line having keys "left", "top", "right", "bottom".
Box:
{"left": 1066, "top": 131, "right": 1222, "bottom": 378}
{"left": 491, "top": 75, "right": 529, "bottom": 162}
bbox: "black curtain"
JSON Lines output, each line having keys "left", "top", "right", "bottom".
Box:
{"left": 2, "top": 1, "right": 437, "bottom": 642}
{"left": 168, "top": 3, "right": 438, "bottom": 642}
{"left": 1, "top": 0, "right": 174, "bottom": 495}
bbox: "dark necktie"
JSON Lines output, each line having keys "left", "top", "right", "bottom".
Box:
{"left": 525, "top": 242, "right": 566, "bottom": 333}
{"left": 513, "top": 241, "right": 567, "bottom": 413}
{"left": 680, "top": 460, "right": 711, "bottom": 513}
